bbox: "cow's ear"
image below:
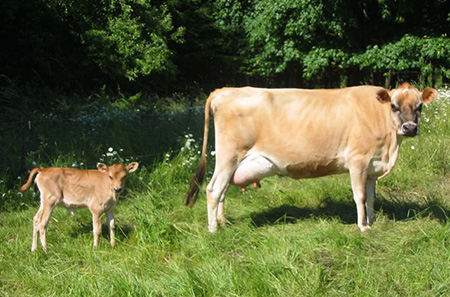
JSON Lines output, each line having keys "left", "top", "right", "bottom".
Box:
{"left": 376, "top": 89, "right": 391, "bottom": 104}
{"left": 126, "top": 162, "right": 139, "bottom": 173}
{"left": 421, "top": 87, "right": 437, "bottom": 104}
{"left": 97, "top": 163, "right": 108, "bottom": 173}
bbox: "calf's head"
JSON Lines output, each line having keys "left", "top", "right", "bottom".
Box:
{"left": 97, "top": 162, "right": 139, "bottom": 193}
{"left": 377, "top": 83, "right": 437, "bottom": 137}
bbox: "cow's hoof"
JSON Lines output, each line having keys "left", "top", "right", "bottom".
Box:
{"left": 359, "top": 225, "right": 371, "bottom": 233}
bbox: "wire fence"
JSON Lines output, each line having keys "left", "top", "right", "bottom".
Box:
{"left": 0, "top": 106, "right": 208, "bottom": 178}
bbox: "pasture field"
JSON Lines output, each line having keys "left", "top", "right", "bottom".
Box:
{"left": 1, "top": 88, "right": 450, "bottom": 296}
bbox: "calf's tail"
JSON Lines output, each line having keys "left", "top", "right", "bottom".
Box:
{"left": 19, "top": 167, "right": 41, "bottom": 192}
{"left": 185, "top": 92, "right": 214, "bottom": 207}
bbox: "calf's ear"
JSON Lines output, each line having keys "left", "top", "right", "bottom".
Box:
{"left": 376, "top": 89, "right": 391, "bottom": 104}
{"left": 421, "top": 87, "right": 437, "bottom": 104}
{"left": 126, "top": 162, "right": 139, "bottom": 173}
{"left": 97, "top": 163, "right": 109, "bottom": 172}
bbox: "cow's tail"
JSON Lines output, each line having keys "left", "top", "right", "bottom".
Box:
{"left": 19, "top": 167, "right": 41, "bottom": 192}
{"left": 185, "top": 92, "right": 214, "bottom": 207}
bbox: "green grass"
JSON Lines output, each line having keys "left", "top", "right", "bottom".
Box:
{"left": 1, "top": 89, "right": 450, "bottom": 296}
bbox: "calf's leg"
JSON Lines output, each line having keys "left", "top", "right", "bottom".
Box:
{"left": 91, "top": 210, "right": 102, "bottom": 248}
{"left": 31, "top": 206, "right": 43, "bottom": 252}
{"left": 107, "top": 211, "right": 116, "bottom": 247}
{"left": 36, "top": 201, "right": 56, "bottom": 253}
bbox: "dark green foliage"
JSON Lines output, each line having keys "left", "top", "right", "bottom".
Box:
{"left": 1, "top": 0, "right": 449, "bottom": 98}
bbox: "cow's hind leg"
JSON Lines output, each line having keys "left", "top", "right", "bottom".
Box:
{"left": 207, "top": 163, "right": 235, "bottom": 233}
{"left": 217, "top": 186, "right": 230, "bottom": 227}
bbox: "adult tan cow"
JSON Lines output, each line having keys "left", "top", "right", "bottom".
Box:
{"left": 186, "top": 83, "right": 436, "bottom": 233}
{"left": 20, "top": 162, "right": 139, "bottom": 252}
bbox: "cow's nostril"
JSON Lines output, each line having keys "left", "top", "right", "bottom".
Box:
{"left": 114, "top": 188, "right": 122, "bottom": 193}
{"left": 402, "top": 125, "right": 408, "bottom": 133}
{"left": 401, "top": 122, "right": 418, "bottom": 136}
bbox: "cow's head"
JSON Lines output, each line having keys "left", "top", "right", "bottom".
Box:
{"left": 97, "top": 162, "right": 139, "bottom": 193}
{"left": 377, "top": 83, "right": 437, "bottom": 137}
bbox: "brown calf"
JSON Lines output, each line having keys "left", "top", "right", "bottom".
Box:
{"left": 20, "top": 162, "right": 139, "bottom": 252}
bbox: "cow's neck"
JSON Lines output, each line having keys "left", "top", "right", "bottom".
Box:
{"left": 379, "top": 131, "right": 403, "bottom": 179}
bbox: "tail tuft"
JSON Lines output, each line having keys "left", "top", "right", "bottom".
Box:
{"left": 185, "top": 158, "right": 206, "bottom": 207}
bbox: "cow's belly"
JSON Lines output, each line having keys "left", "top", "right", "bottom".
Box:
{"left": 230, "top": 154, "right": 278, "bottom": 187}
{"left": 230, "top": 153, "right": 348, "bottom": 186}
{"left": 283, "top": 158, "right": 347, "bottom": 179}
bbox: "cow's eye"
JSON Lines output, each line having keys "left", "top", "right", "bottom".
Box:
{"left": 391, "top": 104, "right": 400, "bottom": 112}
{"left": 416, "top": 103, "right": 423, "bottom": 112}
{"left": 109, "top": 176, "right": 113, "bottom": 180}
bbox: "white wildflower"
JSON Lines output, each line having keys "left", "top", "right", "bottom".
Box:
{"left": 410, "top": 146, "right": 415, "bottom": 150}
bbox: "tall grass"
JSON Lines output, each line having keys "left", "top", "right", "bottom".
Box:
{"left": 1, "top": 88, "right": 449, "bottom": 296}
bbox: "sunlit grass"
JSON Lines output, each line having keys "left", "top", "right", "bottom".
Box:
{"left": 1, "top": 88, "right": 449, "bottom": 296}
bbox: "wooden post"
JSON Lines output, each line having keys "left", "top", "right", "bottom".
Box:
{"left": 385, "top": 70, "right": 392, "bottom": 89}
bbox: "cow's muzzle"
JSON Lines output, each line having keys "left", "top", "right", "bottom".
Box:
{"left": 114, "top": 188, "right": 123, "bottom": 193}
{"left": 401, "top": 122, "right": 418, "bottom": 136}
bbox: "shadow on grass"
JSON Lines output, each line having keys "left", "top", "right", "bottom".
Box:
{"left": 250, "top": 196, "right": 449, "bottom": 227}
{"left": 70, "top": 221, "right": 134, "bottom": 242}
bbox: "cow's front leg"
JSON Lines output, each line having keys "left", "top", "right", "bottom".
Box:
{"left": 350, "top": 166, "right": 370, "bottom": 232}
{"left": 365, "top": 177, "right": 376, "bottom": 226}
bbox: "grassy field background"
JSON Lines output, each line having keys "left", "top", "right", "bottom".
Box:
{"left": 1, "top": 88, "right": 449, "bottom": 296}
